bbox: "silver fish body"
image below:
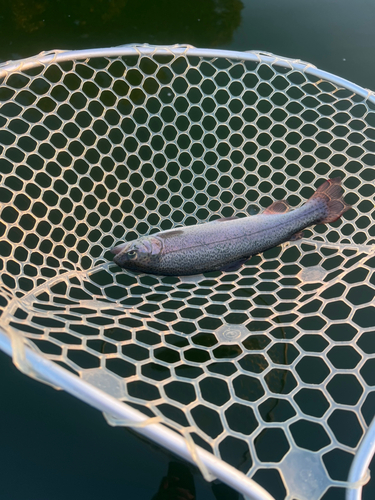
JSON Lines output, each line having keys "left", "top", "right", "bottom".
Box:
{"left": 112, "top": 178, "right": 350, "bottom": 276}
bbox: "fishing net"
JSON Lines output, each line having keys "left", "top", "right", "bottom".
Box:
{"left": 0, "top": 45, "right": 374, "bottom": 500}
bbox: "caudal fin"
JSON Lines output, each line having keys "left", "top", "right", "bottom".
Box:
{"left": 309, "top": 177, "right": 351, "bottom": 224}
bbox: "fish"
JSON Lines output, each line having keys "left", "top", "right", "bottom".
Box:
{"left": 111, "top": 177, "right": 351, "bottom": 276}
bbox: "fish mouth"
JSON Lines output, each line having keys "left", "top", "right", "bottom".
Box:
{"left": 112, "top": 250, "right": 132, "bottom": 267}
{"left": 110, "top": 242, "right": 129, "bottom": 255}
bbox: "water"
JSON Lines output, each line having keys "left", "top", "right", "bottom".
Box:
{"left": 0, "top": 1, "right": 375, "bottom": 499}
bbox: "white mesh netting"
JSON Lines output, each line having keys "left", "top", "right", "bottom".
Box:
{"left": 0, "top": 45, "right": 375, "bottom": 500}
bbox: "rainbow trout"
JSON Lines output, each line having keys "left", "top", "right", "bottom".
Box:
{"left": 112, "top": 177, "right": 350, "bottom": 276}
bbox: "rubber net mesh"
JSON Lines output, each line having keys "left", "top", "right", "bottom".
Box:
{"left": 0, "top": 46, "right": 375, "bottom": 499}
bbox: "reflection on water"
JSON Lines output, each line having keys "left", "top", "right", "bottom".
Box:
{"left": 152, "top": 462, "right": 196, "bottom": 500}
{"left": 151, "top": 461, "right": 240, "bottom": 500}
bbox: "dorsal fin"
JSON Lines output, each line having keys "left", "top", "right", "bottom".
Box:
{"left": 263, "top": 200, "right": 289, "bottom": 215}
{"left": 157, "top": 229, "right": 185, "bottom": 239}
{"left": 216, "top": 216, "right": 238, "bottom": 222}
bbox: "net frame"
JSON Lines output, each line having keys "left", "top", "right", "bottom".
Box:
{"left": 0, "top": 44, "right": 374, "bottom": 500}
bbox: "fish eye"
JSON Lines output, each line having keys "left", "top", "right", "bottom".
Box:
{"left": 127, "top": 250, "right": 137, "bottom": 260}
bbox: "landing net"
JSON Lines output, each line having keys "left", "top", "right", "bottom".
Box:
{"left": 0, "top": 45, "right": 374, "bottom": 500}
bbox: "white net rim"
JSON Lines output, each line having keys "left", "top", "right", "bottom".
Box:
{"left": 0, "top": 44, "right": 374, "bottom": 107}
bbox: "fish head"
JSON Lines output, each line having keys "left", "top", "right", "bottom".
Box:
{"left": 111, "top": 236, "right": 163, "bottom": 270}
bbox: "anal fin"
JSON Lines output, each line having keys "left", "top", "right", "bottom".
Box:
{"left": 290, "top": 230, "right": 304, "bottom": 241}
{"left": 220, "top": 257, "right": 249, "bottom": 272}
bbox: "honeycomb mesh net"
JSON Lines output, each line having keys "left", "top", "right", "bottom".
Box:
{"left": 0, "top": 45, "right": 375, "bottom": 500}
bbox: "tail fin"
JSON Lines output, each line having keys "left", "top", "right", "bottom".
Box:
{"left": 309, "top": 177, "right": 351, "bottom": 224}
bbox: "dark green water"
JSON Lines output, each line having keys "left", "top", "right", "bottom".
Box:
{"left": 1, "top": 1, "right": 375, "bottom": 499}
{"left": 1, "top": 0, "right": 375, "bottom": 91}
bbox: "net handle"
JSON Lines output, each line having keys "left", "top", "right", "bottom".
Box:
{"left": 346, "top": 419, "right": 375, "bottom": 500}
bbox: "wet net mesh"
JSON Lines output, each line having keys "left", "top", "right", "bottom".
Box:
{"left": 0, "top": 45, "right": 375, "bottom": 500}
